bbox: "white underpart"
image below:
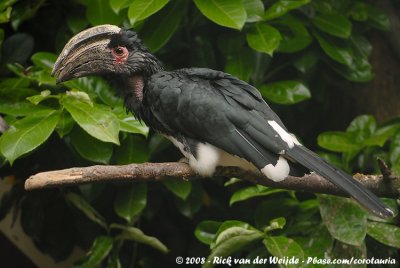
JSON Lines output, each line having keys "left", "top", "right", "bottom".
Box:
{"left": 166, "top": 136, "right": 257, "bottom": 177}
{"left": 261, "top": 156, "right": 290, "bottom": 182}
{"left": 268, "top": 120, "right": 301, "bottom": 149}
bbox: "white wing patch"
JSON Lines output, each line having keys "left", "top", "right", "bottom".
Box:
{"left": 261, "top": 156, "right": 289, "bottom": 182}
{"left": 268, "top": 120, "right": 301, "bottom": 149}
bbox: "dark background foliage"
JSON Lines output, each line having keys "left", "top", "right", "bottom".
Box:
{"left": 0, "top": 0, "right": 400, "bottom": 267}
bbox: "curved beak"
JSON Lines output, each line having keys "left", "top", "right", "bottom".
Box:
{"left": 51, "top": 24, "right": 121, "bottom": 83}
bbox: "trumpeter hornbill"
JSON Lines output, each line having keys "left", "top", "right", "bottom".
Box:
{"left": 52, "top": 24, "right": 393, "bottom": 218}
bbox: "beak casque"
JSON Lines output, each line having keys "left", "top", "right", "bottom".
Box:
{"left": 51, "top": 24, "right": 121, "bottom": 83}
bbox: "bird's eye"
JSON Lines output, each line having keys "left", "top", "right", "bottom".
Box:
{"left": 113, "top": 47, "right": 127, "bottom": 57}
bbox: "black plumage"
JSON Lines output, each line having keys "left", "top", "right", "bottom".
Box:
{"left": 51, "top": 25, "right": 394, "bottom": 218}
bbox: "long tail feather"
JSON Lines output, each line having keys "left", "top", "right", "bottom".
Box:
{"left": 287, "top": 146, "right": 394, "bottom": 218}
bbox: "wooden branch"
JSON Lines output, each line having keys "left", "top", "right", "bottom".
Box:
{"left": 24, "top": 162, "right": 400, "bottom": 198}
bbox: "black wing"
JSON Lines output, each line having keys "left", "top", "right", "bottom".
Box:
{"left": 145, "top": 68, "right": 289, "bottom": 168}
{"left": 144, "top": 67, "right": 392, "bottom": 218}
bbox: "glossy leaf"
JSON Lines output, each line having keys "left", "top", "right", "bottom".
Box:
{"left": 264, "top": 0, "right": 310, "bottom": 21}
{"left": 318, "top": 195, "right": 367, "bottom": 246}
{"left": 263, "top": 236, "right": 304, "bottom": 266}
{"left": 31, "top": 52, "right": 56, "bottom": 70}
{"left": 141, "top": 0, "right": 186, "bottom": 52}
{"left": 194, "top": 0, "right": 246, "bottom": 30}
{"left": 204, "top": 221, "right": 263, "bottom": 268}
{"left": 56, "top": 109, "right": 75, "bottom": 137}
{"left": 314, "top": 32, "right": 352, "bottom": 66}
{"left": 247, "top": 23, "right": 281, "bottom": 56}
{"left": 65, "top": 192, "right": 108, "bottom": 231}
{"left": 62, "top": 97, "right": 120, "bottom": 145}
{"left": 119, "top": 117, "right": 149, "bottom": 136}
{"left": 110, "top": 0, "right": 130, "bottom": 13}
{"left": 230, "top": 185, "right": 286, "bottom": 205}
{"left": 114, "top": 183, "right": 147, "bottom": 223}
{"left": 114, "top": 135, "right": 149, "bottom": 164}
{"left": 112, "top": 224, "right": 168, "bottom": 253}
{"left": 224, "top": 48, "right": 254, "bottom": 82}
{"left": 163, "top": 180, "right": 192, "bottom": 200}
{"left": 64, "top": 77, "right": 120, "bottom": 107}
{"left": 84, "top": 0, "right": 122, "bottom": 25}
{"left": 276, "top": 16, "right": 312, "bottom": 53}
{"left": 195, "top": 220, "right": 222, "bottom": 245}
{"left": 70, "top": 126, "right": 113, "bottom": 164}
{"left": 367, "top": 221, "right": 400, "bottom": 248}
{"left": 312, "top": 14, "right": 352, "bottom": 38}
{"left": 128, "top": 0, "right": 169, "bottom": 26}
{"left": 0, "top": 110, "right": 59, "bottom": 164}
{"left": 0, "top": 100, "right": 51, "bottom": 116}
{"left": 243, "top": 0, "right": 264, "bottom": 22}
{"left": 260, "top": 80, "right": 311, "bottom": 105}
{"left": 74, "top": 236, "right": 113, "bottom": 268}
{"left": 317, "top": 131, "right": 361, "bottom": 152}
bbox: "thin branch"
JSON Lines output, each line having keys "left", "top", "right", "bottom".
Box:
{"left": 25, "top": 162, "right": 400, "bottom": 198}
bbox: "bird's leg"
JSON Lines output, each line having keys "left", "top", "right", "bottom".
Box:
{"left": 178, "top": 157, "right": 189, "bottom": 164}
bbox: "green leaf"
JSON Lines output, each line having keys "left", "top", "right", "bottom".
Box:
{"left": 225, "top": 48, "right": 254, "bottom": 82}
{"left": 70, "top": 126, "right": 113, "bottom": 164}
{"left": 260, "top": 80, "right": 311, "bottom": 105}
{"left": 229, "top": 185, "right": 286, "bottom": 206}
{"left": 275, "top": 16, "right": 312, "bottom": 53}
{"left": 366, "top": 4, "right": 390, "bottom": 31}
{"left": 318, "top": 195, "right": 367, "bottom": 246}
{"left": 174, "top": 182, "right": 203, "bottom": 218}
{"left": 194, "top": 0, "right": 246, "bottom": 30}
{"left": 114, "top": 135, "right": 149, "bottom": 164}
{"left": 312, "top": 13, "right": 352, "bottom": 38}
{"left": 140, "top": 0, "right": 186, "bottom": 52}
{"left": 264, "top": 217, "right": 286, "bottom": 232}
{"left": 247, "top": 23, "right": 281, "bottom": 56}
{"left": 0, "top": 110, "right": 59, "bottom": 164}
{"left": 293, "top": 50, "right": 318, "bottom": 73}
{"left": 163, "top": 180, "right": 192, "bottom": 200}
{"left": 65, "top": 192, "right": 108, "bottom": 231}
{"left": 110, "top": 0, "right": 130, "bottom": 13}
{"left": 65, "top": 77, "right": 120, "bottom": 107}
{"left": 62, "top": 97, "right": 120, "bottom": 145}
{"left": 346, "top": 115, "right": 376, "bottom": 143}
{"left": 243, "top": 0, "right": 264, "bottom": 22}
{"left": 2, "top": 33, "right": 34, "bottom": 64}
{"left": 264, "top": 0, "right": 310, "bottom": 21}
{"left": 263, "top": 236, "right": 304, "bottom": 267}
{"left": 390, "top": 131, "right": 400, "bottom": 173}
{"left": 204, "top": 221, "right": 264, "bottom": 268}
{"left": 84, "top": 0, "right": 122, "bottom": 25}
{"left": 113, "top": 107, "right": 149, "bottom": 136}
{"left": 297, "top": 225, "right": 333, "bottom": 263}
{"left": 367, "top": 221, "right": 400, "bottom": 248}
{"left": 314, "top": 32, "right": 352, "bottom": 66}
{"left": 114, "top": 183, "right": 147, "bottom": 223}
{"left": 31, "top": 52, "right": 57, "bottom": 70}
{"left": 112, "top": 224, "right": 168, "bottom": 253}
{"left": 128, "top": 0, "right": 169, "bottom": 26}
{"left": 330, "top": 240, "right": 367, "bottom": 266}
{"left": 317, "top": 131, "right": 361, "bottom": 152}
{"left": 74, "top": 236, "right": 113, "bottom": 268}
{"left": 0, "top": 100, "right": 51, "bottom": 116}
{"left": 195, "top": 221, "right": 222, "bottom": 245}
{"left": 56, "top": 109, "right": 75, "bottom": 137}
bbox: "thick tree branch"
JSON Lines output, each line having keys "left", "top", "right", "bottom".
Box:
{"left": 24, "top": 162, "right": 400, "bottom": 198}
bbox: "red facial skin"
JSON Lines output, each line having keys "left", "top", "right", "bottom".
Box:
{"left": 112, "top": 46, "right": 129, "bottom": 64}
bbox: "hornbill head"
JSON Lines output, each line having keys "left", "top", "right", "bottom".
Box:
{"left": 52, "top": 24, "right": 160, "bottom": 83}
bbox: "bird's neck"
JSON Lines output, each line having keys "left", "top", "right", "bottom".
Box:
{"left": 114, "top": 52, "right": 163, "bottom": 120}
